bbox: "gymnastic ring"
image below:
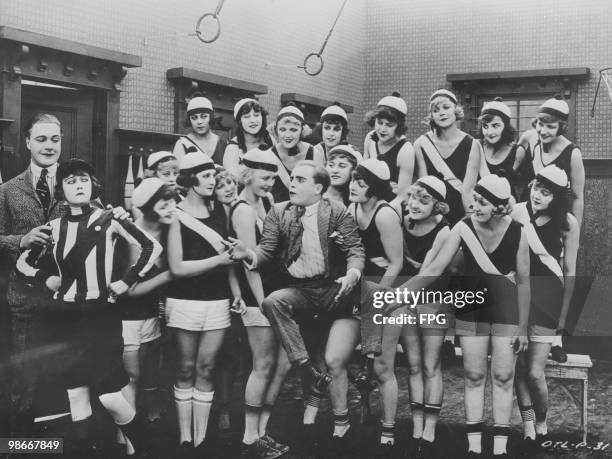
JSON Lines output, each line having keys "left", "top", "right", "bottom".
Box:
{"left": 303, "top": 53, "right": 324, "bottom": 76}
{"left": 195, "top": 12, "right": 221, "bottom": 43}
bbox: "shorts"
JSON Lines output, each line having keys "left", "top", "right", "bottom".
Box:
{"left": 122, "top": 317, "right": 162, "bottom": 350}
{"left": 165, "top": 297, "right": 230, "bottom": 331}
{"left": 455, "top": 318, "right": 517, "bottom": 337}
{"left": 241, "top": 306, "right": 271, "bottom": 327}
{"left": 528, "top": 324, "right": 556, "bottom": 344}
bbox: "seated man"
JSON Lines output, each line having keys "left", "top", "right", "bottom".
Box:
{"left": 229, "top": 160, "right": 365, "bottom": 392}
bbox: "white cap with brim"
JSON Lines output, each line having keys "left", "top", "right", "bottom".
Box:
{"left": 328, "top": 145, "right": 363, "bottom": 165}
{"left": 321, "top": 104, "right": 348, "bottom": 122}
{"left": 179, "top": 152, "right": 215, "bottom": 172}
{"left": 430, "top": 89, "right": 458, "bottom": 104}
{"left": 147, "top": 151, "right": 175, "bottom": 169}
{"left": 132, "top": 177, "right": 166, "bottom": 208}
{"left": 242, "top": 147, "right": 278, "bottom": 172}
{"left": 377, "top": 95, "right": 408, "bottom": 116}
{"left": 187, "top": 96, "right": 213, "bottom": 113}
{"left": 416, "top": 175, "right": 447, "bottom": 201}
{"left": 474, "top": 174, "right": 511, "bottom": 206}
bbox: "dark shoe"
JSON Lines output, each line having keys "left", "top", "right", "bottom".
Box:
{"left": 241, "top": 439, "right": 284, "bottom": 458}
{"left": 261, "top": 434, "right": 289, "bottom": 454}
{"left": 374, "top": 441, "right": 396, "bottom": 459}
{"left": 299, "top": 424, "right": 320, "bottom": 456}
{"left": 301, "top": 362, "right": 333, "bottom": 392}
{"left": 177, "top": 441, "right": 194, "bottom": 459}
{"left": 417, "top": 439, "right": 436, "bottom": 458}
{"left": 520, "top": 437, "right": 537, "bottom": 457}
{"left": 464, "top": 452, "right": 483, "bottom": 458}
{"left": 328, "top": 428, "right": 355, "bottom": 458}
{"left": 551, "top": 345, "right": 567, "bottom": 363}
{"left": 119, "top": 415, "right": 151, "bottom": 455}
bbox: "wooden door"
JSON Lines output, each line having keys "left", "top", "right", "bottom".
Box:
{"left": 20, "top": 83, "right": 95, "bottom": 170}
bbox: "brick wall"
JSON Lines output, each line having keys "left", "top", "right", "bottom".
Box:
{"left": 2, "top": 0, "right": 367, "bottom": 145}
{"left": 363, "top": 0, "right": 612, "bottom": 159}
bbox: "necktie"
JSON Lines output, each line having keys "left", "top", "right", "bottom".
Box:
{"left": 36, "top": 168, "right": 51, "bottom": 214}
{"left": 288, "top": 205, "right": 306, "bottom": 263}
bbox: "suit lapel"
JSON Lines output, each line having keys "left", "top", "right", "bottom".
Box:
{"left": 16, "top": 169, "right": 40, "bottom": 204}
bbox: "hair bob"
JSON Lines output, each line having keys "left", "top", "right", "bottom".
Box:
{"left": 351, "top": 165, "right": 391, "bottom": 200}
{"left": 139, "top": 184, "right": 178, "bottom": 220}
{"left": 54, "top": 169, "right": 101, "bottom": 202}
{"left": 365, "top": 105, "right": 407, "bottom": 136}
{"left": 425, "top": 96, "right": 465, "bottom": 135}
{"left": 235, "top": 100, "right": 274, "bottom": 152}
{"left": 477, "top": 113, "right": 517, "bottom": 146}
{"left": 408, "top": 183, "right": 450, "bottom": 216}
{"left": 535, "top": 113, "right": 568, "bottom": 137}
{"left": 528, "top": 178, "right": 573, "bottom": 231}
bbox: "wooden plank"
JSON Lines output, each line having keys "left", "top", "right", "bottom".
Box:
{"left": 447, "top": 67, "right": 590, "bottom": 82}
{"left": 0, "top": 26, "right": 141, "bottom": 67}
{"left": 281, "top": 93, "right": 354, "bottom": 113}
{"left": 166, "top": 67, "right": 268, "bottom": 95}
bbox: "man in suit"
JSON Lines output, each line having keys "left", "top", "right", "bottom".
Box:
{"left": 229, "top": 160, "right": 365, "bottom": 452}
{"left": 0, "top": 113, "right": 65, "bottom": 436}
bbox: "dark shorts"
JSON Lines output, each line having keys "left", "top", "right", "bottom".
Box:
{"left": 59, "top": 301, "right": 128, "bottom": 396}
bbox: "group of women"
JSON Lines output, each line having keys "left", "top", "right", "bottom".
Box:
{"left": 16, "top": 85, "right": 584, "bottom": 459}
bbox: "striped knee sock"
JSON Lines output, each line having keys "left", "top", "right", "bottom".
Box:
{"left": 380, "top": 421, "right": 395, "bottom": 445}
{"left": 333, "top": 408, "right": 350, "bottom": 438}
{"left": 519, "top": 404, "right": 536, "bottom": 439}
{"left": 303, "top": 390, "right": 324, "bottom": 425}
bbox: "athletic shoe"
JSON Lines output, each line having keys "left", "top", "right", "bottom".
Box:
{"left": 417, "top": 439, "right": 436, "bottom": 458}
{"left": 261, "top": 434, "right": 289, "bottom": 454}
{"left": 241, "top": 439, "right": 285, "bottom": 458}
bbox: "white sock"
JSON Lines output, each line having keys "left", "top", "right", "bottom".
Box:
{"left": 333, "top": 409, "right": 350, "bottom": 437}
{"left": 99, "top": 391, "right": 136, "bottom": 426}
{"left": 467, "top": 432, "right": 482, "bottom": 453}
{"left": 193, "top": 389, "right": 214, "bottom": 447}
{"left": 535, "top": 420, "right": 548, "bottom": 436}
{"left": 380, "top": 421, "right": 395, "bottom": 445}
{"left": 174, "top": 385, "right": 193, "bottom": 444}
{"left": 67, "top": 386, "right": 93, "bottom": 421}
{"left": 493, "top": 435, "right": 508, "bottom": 455}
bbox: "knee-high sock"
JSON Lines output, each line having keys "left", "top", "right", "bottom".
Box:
{"left": 193, "top": 389, "right": 214, "bottom": 447}
{"left": 466, "top": 420, "right": 484, "bottom": 454}
{"left": 519, "top": 404, "right": 536, "bottom": 439}
{"left": 67, "top": 386, "right": 93, "bottom": 422}
{"left": 98, "top": 391, "right": 136, "bottom": 426}
{"left": 493, "top": 424, "right": 511, "bottom": 455}
{"left": 174, "top": 386, "right": 193, "bottom": 444}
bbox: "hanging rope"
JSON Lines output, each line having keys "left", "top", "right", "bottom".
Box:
{"left": 590, "top": 67, "right": 612, "bottom": 117}
{"left": 300, "top": 0, "right": 348, "bottom": 76}
{"left": 195, "top": 0, "right": 226, "bottom": 44}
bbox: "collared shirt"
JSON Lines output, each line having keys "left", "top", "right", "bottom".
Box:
{"left": 287, "top": 201, "right": 326, "bottom": 279}
{"left": 30, "top": 162, "right": 57, "bottom": 196}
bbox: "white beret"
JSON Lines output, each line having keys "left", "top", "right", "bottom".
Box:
{"left": 242, "top": 147, "right": 278, "bottom": 172}
{"left": 474, "top": 174, "right": 511, "bottom": 206}
{"left": 416, "top": 175, "right": 447, "bottom": 201}
{"left": 187, "top": 96, "right": 213, "bottom": 113}
{"left": 430, "top": 89, "right": 458, "bottom": 104}
{"left": 539, "top": 96, "right": 570, "bottom": 121}
{"left": 536, "top": 165, "right": 569, "bottom": 189}
{"left": 179, "top": 152, "right": 215, "bottom": 172}
{"left": 277, "top": 105, "right": 305, "bottom": 123}
{"left": 481, "top": 99, "right": 512, "bottom": 120}
{"left": 321, "top": 104, "right": 348, "bottom": 122}
{"left": 359, "top": 158, "right": 390, "bottom": 181}
{"left": 147, "top": 151, "right": 175, "bottom": 169}
{"left": 328, "top": 145, "right": 363, "bottom": 164}
{"left": 132, "top": 177, "right": 166, "bottom": 208}
{"left": 377, "top": 94, "right": 408, "bottom": 116}
{"left": 233, "top": 98, "right": 258, "bottom": 120}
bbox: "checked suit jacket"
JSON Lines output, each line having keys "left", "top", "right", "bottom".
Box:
{"left": 252, "top": 197, "right": 365, "bottom": 282}
{"left": 0, "top": 168, "right": 63, "bottom": 317}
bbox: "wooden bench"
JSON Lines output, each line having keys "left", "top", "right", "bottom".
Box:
{"left": 453, "top": 347, "right": 592, "bottom": 442}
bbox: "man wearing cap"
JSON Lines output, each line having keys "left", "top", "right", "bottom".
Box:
{"left": 228, "top": 160, "right": 365, "bottom": 391}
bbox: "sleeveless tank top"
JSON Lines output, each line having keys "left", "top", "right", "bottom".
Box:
{"left": 421, "top": 134, "right": 473, "bottom": 225}
{"left": 353, "top": 202, "right": 394, "bottom": 278}
{"left": 369, "top": 132, "right": 407, "bottom": 184}
{"left": 401, "top": 208, "right": 449, "bottom": 276}
{"left": 459, "top": 217, "right": 522, "bottom": 324}
{"left": 178, "top": 135, "right": 228, "bottom": 165}
{"left": 166, "top": 204, "right": 230, "bottom": 301}
{"left": 270, "top": 144, "right": 315, "bottom": 202}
